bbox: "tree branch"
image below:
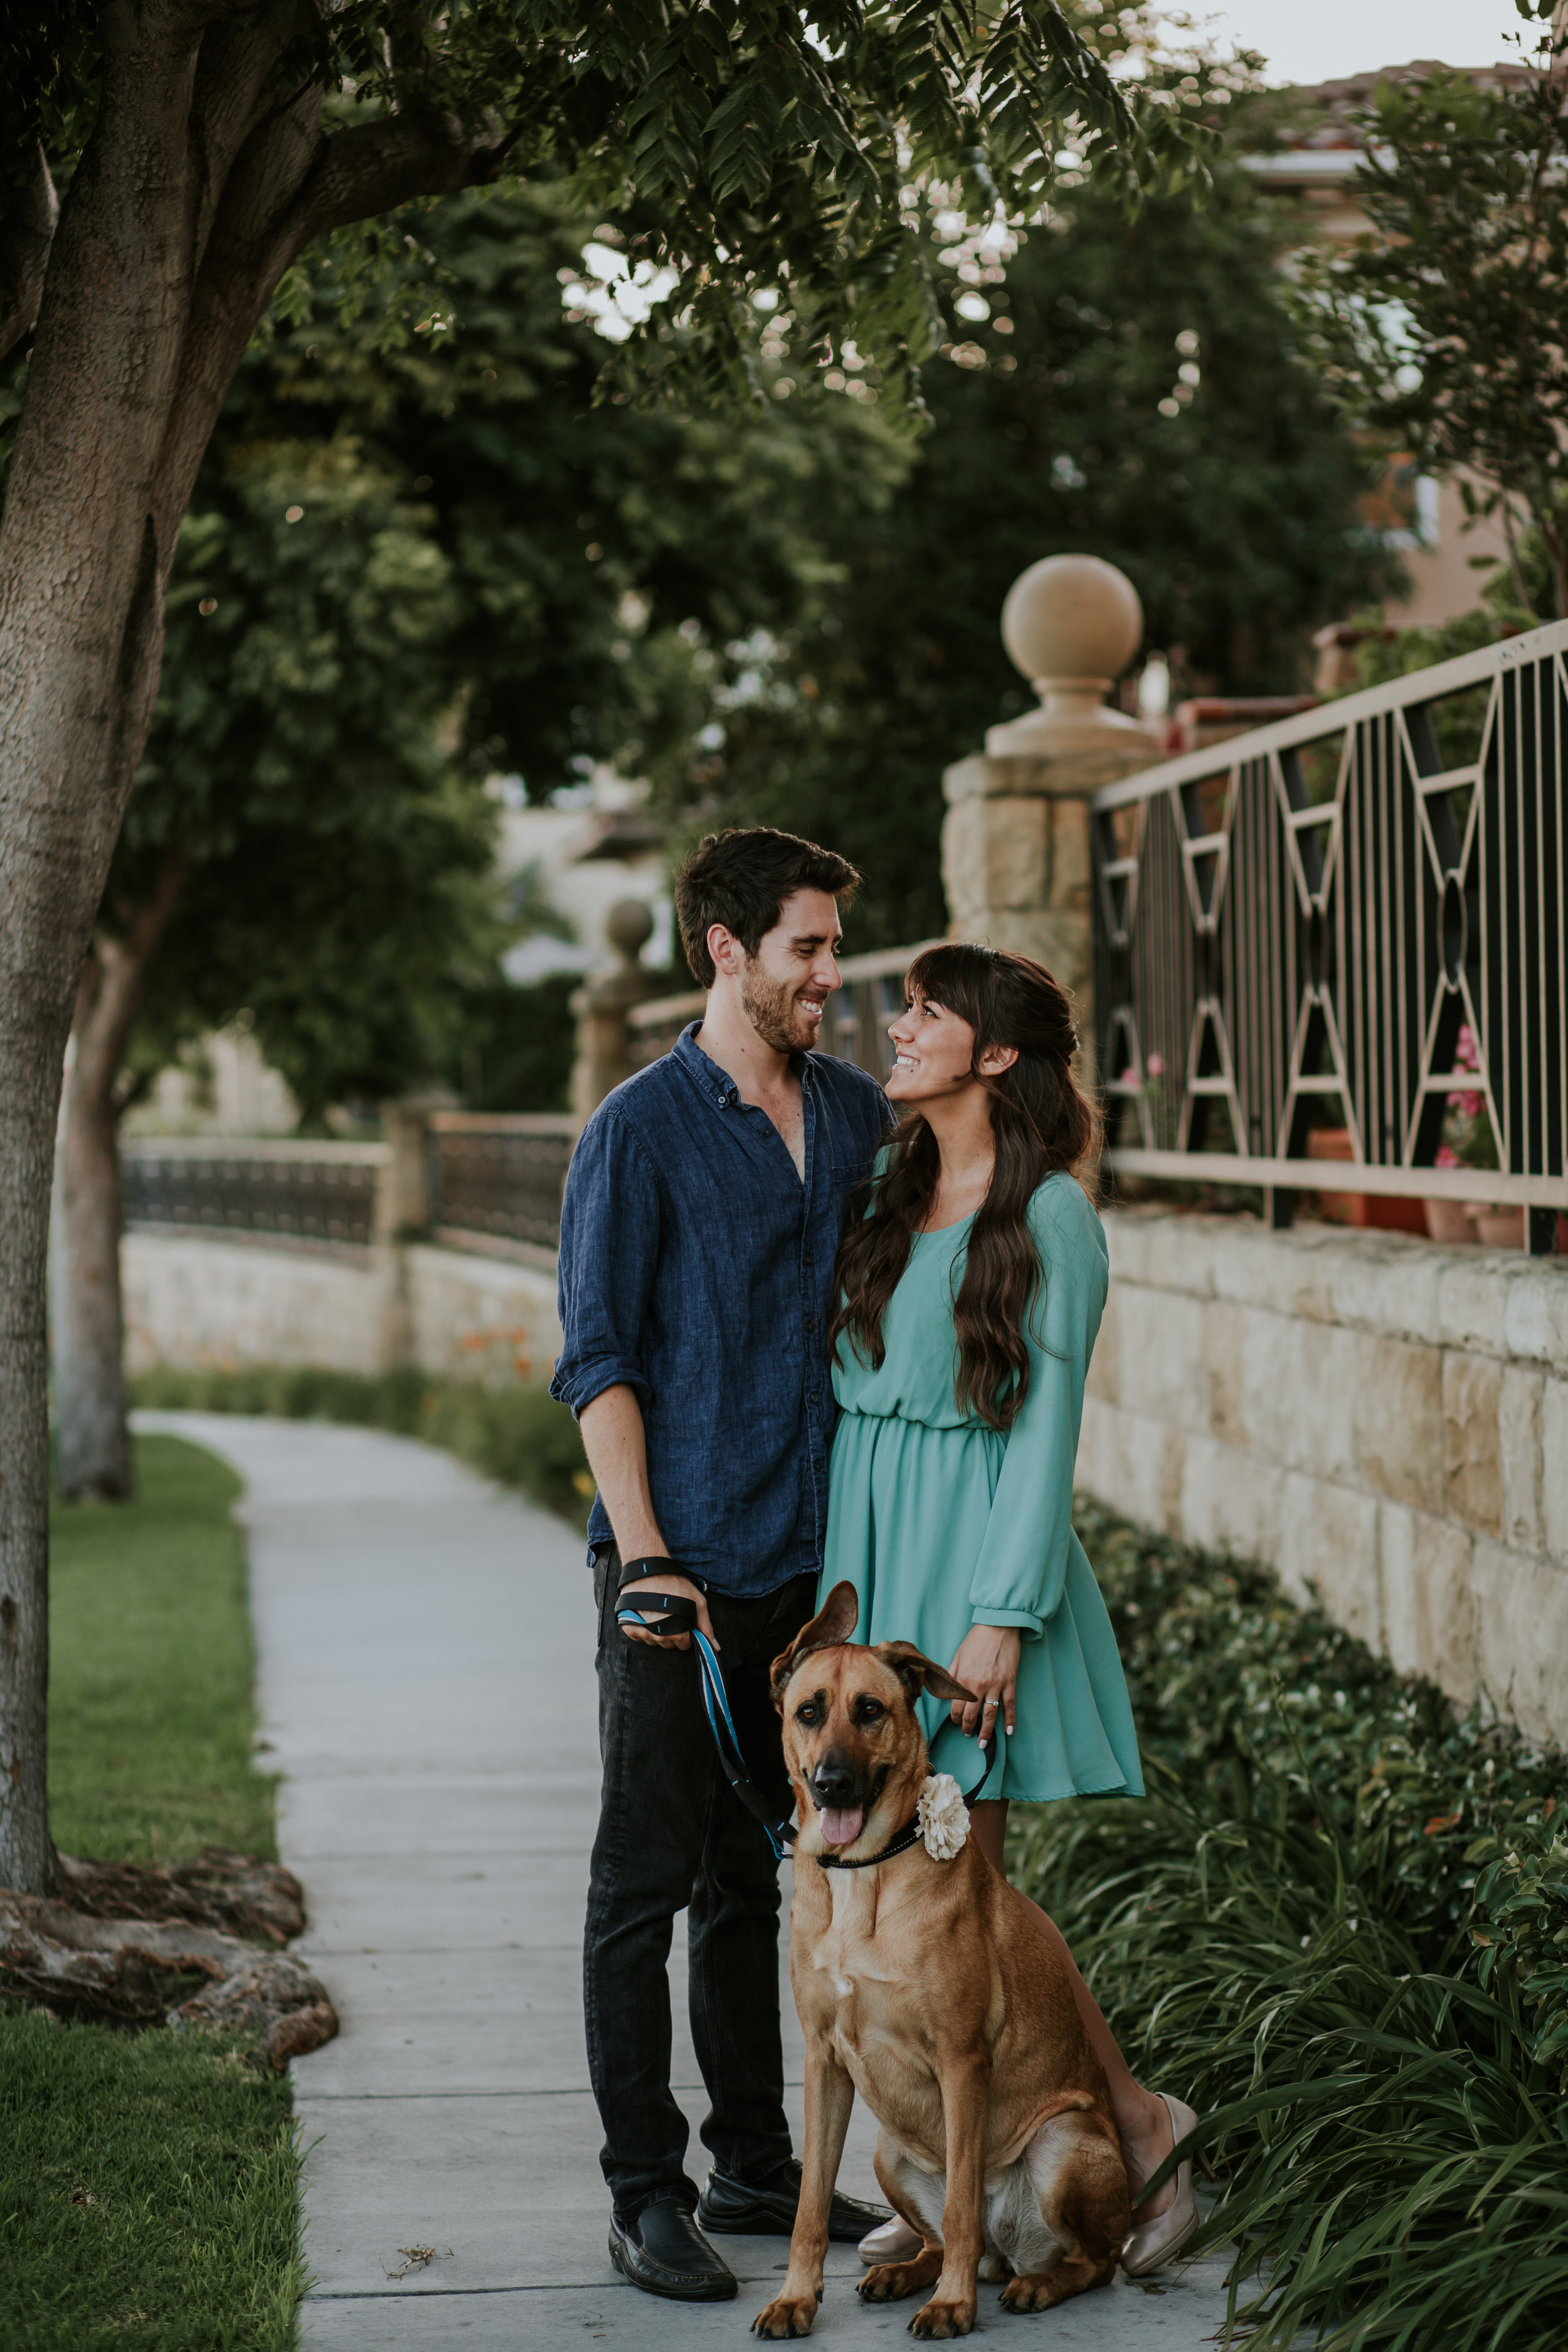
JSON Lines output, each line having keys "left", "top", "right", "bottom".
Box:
{"left": 0, "top": 143, "right": 60, "bottom": 368}
{"left": 150, "top": 97, "right": 514, "bottom": 538}
{"left": 73, "top": 852, "right": 191, "bottom": 1114}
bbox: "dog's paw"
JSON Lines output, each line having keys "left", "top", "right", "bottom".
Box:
{"left": 752, "top": 2291, "right": 818, "bottom": 2339}
{"left": 1000, "top": 2274, "right": 1058, "bottom": 2312}
{"left": 859, "top": 2251, "right": 941, "bottom": 2304}
{"left": 908, "top": 2296, "right": 977, "bottom": 2339}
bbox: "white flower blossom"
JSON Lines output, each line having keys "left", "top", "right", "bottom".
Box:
{"left": 918, "top": 1772, "right": 969, "bottom": 1861}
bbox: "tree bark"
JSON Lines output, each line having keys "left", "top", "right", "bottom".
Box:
{"left": 0, "top": 0, "right": 510, "bottom": 1890}
{"left": 53, "top": 857, "right": 188, "bottom": 1502}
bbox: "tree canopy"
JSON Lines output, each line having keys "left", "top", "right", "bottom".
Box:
{"left": 1300, "top": 23, "right": 1568, "bottom": 618}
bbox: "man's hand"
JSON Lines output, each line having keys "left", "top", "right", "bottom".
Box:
{"left": 618, "top": 1571, "right": 719, "bottom": 1654}
{"left": 948, "top": 1624, "right": 1020, "bottom": 1740}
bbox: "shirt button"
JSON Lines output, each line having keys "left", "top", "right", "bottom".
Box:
{"left": 808, "top": 1389, "right": 820, "bottom": 1404}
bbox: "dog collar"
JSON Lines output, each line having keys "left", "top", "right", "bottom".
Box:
{"left": 813, "top": 1741, "right": 995, "bottom": 1872}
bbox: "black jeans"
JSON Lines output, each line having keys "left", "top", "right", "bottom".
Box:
{"left": 583, "top": 1547, "right": 817, "bottom": 2223}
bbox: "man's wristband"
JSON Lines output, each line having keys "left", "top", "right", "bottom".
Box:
{"left": 616, "top": 1554, "right": 707, "bottom": 1596}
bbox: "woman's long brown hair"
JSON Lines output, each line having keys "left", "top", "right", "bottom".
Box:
{"left": 829, "top": 944, "right": 1097, "bottom": 1433}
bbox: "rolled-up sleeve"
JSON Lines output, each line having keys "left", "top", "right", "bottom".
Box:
{"left": 549, "top": 1108, "right": 662, "bottom": 1417}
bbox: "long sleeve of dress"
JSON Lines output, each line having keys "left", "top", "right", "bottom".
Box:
{"left": 965, "top": 1187, "right": 1106, "bottom": 1639}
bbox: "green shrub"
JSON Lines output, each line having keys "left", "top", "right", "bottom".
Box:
{"left": 130, "top": 1365, "right": 593, "bottom": 1528}
{"left": 1010, "top": 1503, "right": 1568, "bottom": 2349}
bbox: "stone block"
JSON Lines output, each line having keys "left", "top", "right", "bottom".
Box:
{"left": 1138, "top": 1216, "right": 1218, "bottom": 1300}
{"left": 1378, "top": 1503, "right": 1476, "bottom": 1701}
{"left": 1321, "top": 1237, "right": 1444, "bottom": 1345}
{"left": 123, "top": 1231, "right": 398, "bottom": 1377}
{"left": 1438, "top": 1256, "right": 1518, "bottom": 1358}
{"left": 1352, "top": 1336, "right": 1445, "bottom": 1512}
{"left": 1443, "top": 1352, "right": 1503, "bottom": 1537}
{"left": 1209, "top": 1218, "right": 1338, "bottom": 1320}
{"left": 1076, "top": 1401, "right": 1184, "bottom": 1538}
{"left": 1084, "top": 1283, "right": 1121, "bottom": 1405}
{"left": 406, "top": 1244, "right": 563, "bottom": 1389}
{"left": 1470, "top": 1542, "right": 1568, "bottom": 1747}
{"left": 1049, "top": 800, "right": 1093, "bottom": 909}
{"left": 1503, "top": 1258, "right": 1568, "bottom": 1372}
{"left": 1114, "top": 1287, "right": 1209, "bottom": 1432}
{"left": 1227, "top": 1310, "right": 1359, "bottom": 1481}
{"left": 1203, "top": 1302, "right": 1249, "bottom": 1448}
{"left": 1101, "top": 1209, "right": 1151, "bottom": 1289}
{"left": 1177, "top": 1433, "right": 1286, "bottom": 1565}
{"left": 1274, "top": 1472, "right": 1381, "bottom": 1642}
{"left": 1542, "top": 1377, "right": 1568, "bottom": 1564}
{"left": 941, "top": 794, "right": 1050, "bottom": 921}
{"left": 1498, "top": 1363, "right": 1544, "bottom": 1554}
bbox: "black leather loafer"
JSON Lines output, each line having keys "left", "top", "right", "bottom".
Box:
{"left": 698, "top": 2157, "right": 891, "bottom": 2243}
{"left": 608, "top": 2197, "right": 738, "bottom": 2301}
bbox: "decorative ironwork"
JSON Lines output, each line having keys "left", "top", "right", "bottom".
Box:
{"left": 626, "top": 941, "right": 941, "bottom": 1078}
{"left": 122, "top": 1139, "right": 385, "bottom": 1248}
{"left": 426, "top": 1114, "right": 576, "bottom": 1251}
{"left": 1092, "top": 619, "right": 1568, "bottom": 1247}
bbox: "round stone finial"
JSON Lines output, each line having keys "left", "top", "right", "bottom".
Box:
{"left": 985, "top": 554, "right": 1155, "bottom": 758}
{"left": 605, "top": 896, "right": 654, "bottom": 965}
{"left": 1001, "top": 555, "right": 1143, "bottom": 691}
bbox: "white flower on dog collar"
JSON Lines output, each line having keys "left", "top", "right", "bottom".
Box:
{"left": 917, "top": 1772, "right": 969, "bottom": 1860}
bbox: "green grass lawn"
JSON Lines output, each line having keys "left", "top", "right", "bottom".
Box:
{"left": 0, "top": 1434, "right": 303, "bottom": 2352}
{"left": 48, "top": 1435, "right": 277, "bottom": 1867}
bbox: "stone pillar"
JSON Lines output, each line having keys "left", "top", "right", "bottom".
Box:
{"left": 941, "top": 555, "right": 1165, "bottom": 1055}
{"left": 375, "top": 1100, "right": 435, "bottom": 1245}
{"left": 570, "top": 898, "right": 657, "bottom": 1124}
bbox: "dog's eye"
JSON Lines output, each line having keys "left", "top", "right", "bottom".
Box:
{"left": 852, "top": 1697, "right": 884, "bottom": 1725}
{"left": 795, "top": 1702, "right": 821, "bottom": 1725}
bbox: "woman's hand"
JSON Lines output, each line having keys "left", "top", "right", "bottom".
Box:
{"left": 948, "top": 1624, "right": 1020, "bottom": 1741}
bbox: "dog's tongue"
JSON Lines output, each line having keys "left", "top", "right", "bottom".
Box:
{"left": 820, "top": 1807, "right": 864, "bottom": 1849}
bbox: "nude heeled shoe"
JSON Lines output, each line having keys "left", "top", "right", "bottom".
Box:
{"left": 857, "top": 2215, "right": 924, "bottom": 2264}
{"left": 1120, "top": 2092, "right": 1204, "bottom": 2276}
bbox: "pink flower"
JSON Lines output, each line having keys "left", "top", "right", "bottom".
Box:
{"left": 1435, "top": 1145, "right": 1458, "bottom": 1168}
{"left": 1455, "top": 1025, "right": 1480, "bottom": 1072}
{"left": 1121, "top": 1067, "right": 1137, "bottom": 1088}
{"left": 1146, "top": 1051, "right": 1166, "bottom": 1078}
{"left": 1446, "top": 1089, "right": 1482, "bottom": 1119}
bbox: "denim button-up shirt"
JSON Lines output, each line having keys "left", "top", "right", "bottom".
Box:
{"left": 549, "top": 1022, "right": 894, "bottom": 1597}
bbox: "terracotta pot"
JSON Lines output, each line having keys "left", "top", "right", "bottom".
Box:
{"left": 1468, "top": 1205, "right": 1524, "bottom": 1248}
{"left": 1424, "top": 1199, "right": 1477, "bottom": 1244}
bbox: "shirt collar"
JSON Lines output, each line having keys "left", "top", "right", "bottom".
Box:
{"left": 674, "top": 1020, "right": 816, "bottom": 1108}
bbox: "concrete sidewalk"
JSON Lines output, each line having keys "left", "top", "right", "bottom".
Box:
{"left": 137, "top": 1412, "right": 1235, "bottom": 2347}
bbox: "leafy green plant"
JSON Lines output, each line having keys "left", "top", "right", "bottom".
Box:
{"left": 1011, "top": 1503, "right": 1568, "bottom": 2348}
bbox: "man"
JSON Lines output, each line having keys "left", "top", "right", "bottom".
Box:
{"left": 551, "top": 827, "right": 894, "bottom": 2302}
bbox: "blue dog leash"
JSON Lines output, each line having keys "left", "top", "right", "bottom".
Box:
{"left": 616, "top": 1574, "right": 997, "bottom": 1867}
{"left": 616, "top": 1582, "right": 798, "bottom": 1857}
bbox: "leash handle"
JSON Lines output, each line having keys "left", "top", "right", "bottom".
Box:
{"left": 612, "top": 1595, "right": 798, "bottom": 1858}
{"left": 615, "top": 1590, "right": 700, "bottom": 1639}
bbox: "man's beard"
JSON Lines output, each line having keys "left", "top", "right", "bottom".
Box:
{"left": 741, "top": 959, "right": 812, "bottom": 1052}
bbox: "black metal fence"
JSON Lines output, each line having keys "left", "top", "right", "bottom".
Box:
{"left": 122, "top": 1140, "right": 384, "bottom": 1248}
{"left": 426, "top": 1114, "right": 576, "bottom": 1252}
{"left": 1091, "top": 618, "right": 1568, "bottom": 1249}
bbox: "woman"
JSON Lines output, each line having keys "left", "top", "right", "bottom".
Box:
{"left": 820, "top": 941, "right": 1198, "bottom": 2275}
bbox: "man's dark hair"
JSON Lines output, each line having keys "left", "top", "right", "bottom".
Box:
{"left": 674, "top": 828, "right": 861, "bottom": 987}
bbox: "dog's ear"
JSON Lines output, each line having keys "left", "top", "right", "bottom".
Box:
{"left": 770, "top": 1581, "right": 859, "bottom": 1703}
{"left": 873, "top": 1641, "right": 975, "bottom": 1708}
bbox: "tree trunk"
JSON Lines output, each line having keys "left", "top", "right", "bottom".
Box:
{"left": 53, "top": 860, "right": 187, "bottom": 1502}
{"left": 0, "top": 0, "right": 508, "bottom": 1891}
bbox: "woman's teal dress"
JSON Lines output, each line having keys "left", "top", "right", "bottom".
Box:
{"left": 820, "top": 1169, "right": 1143, "bottom": 1805}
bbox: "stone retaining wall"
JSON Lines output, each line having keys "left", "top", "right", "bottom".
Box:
{"left": 123, "top": 1231, "right": 562, "bottom": 1391}
{"left": 1079, "top": 1210, "right": 1568, "bottom": 1747}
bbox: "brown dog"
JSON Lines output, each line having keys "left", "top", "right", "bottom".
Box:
{"left": 752, "top": 1582, "right": 1130, "bottom": 2341}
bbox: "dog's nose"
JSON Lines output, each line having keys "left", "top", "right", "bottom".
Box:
{"left": 810, "top": 1752, "right": 857, "bottom": 1805}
